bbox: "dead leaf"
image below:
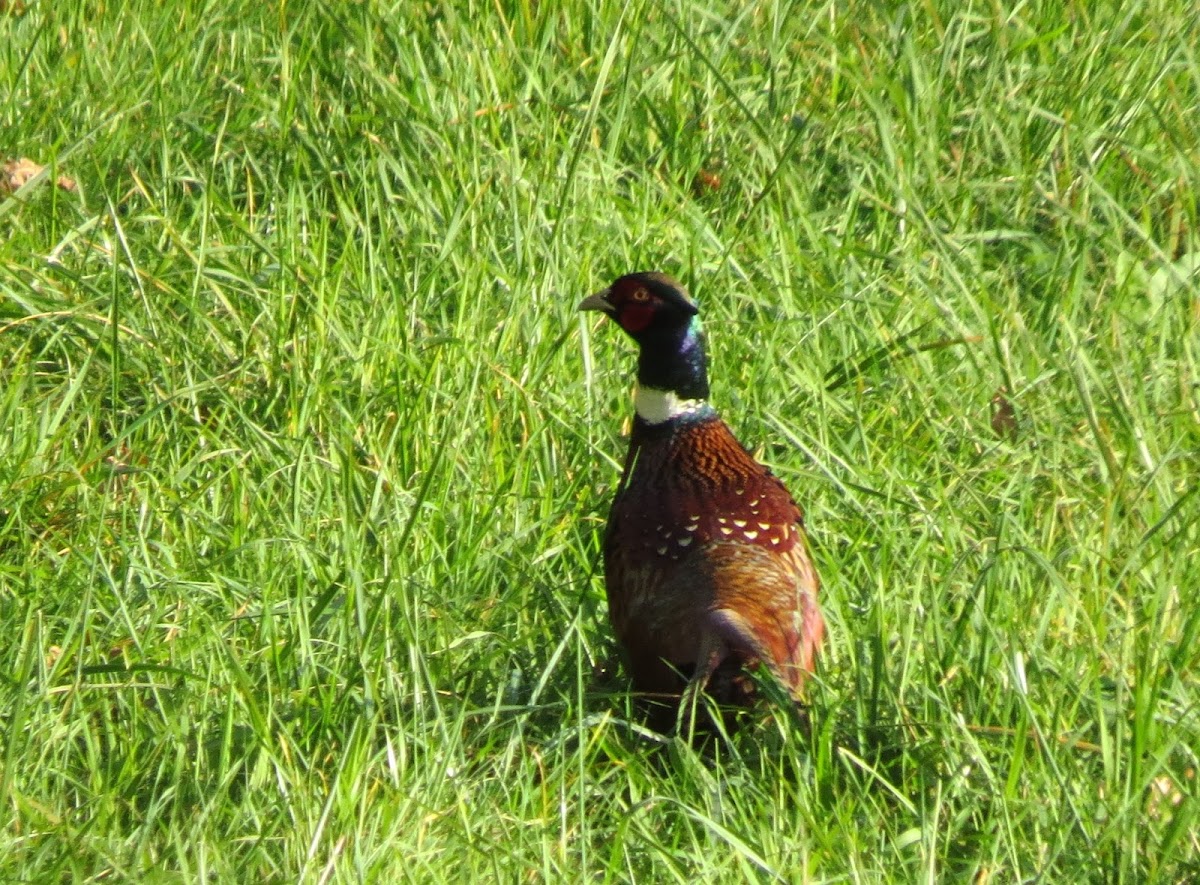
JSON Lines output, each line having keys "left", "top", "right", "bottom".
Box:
{"left": 692, "top": 167, "right": 723, "bottom": 196}
{"left": 1147, "top": 768, "right": 1194, "bottom": 819}
{"left": 990, "top": 386, "right": 1018, "bottom": 441}
{"left": 2, "top": 157, "right": 77, "bottom": 194}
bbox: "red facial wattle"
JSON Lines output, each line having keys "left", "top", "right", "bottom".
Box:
{"left": 619, "top": 303, "right": 654, "bottom": 333}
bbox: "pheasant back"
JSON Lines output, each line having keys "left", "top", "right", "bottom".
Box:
{"left": 605, "top": 412, "right": 823, "bottom": 707}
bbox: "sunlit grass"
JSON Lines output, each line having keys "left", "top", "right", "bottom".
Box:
{"left": 2, "top": 1, "right": 1197, "bottom": 880}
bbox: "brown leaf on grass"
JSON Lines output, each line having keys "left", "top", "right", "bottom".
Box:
{"left": 691, "top": 167, "right": 723, "bottom": 196}
{"left": 990, "top": 386, "right": 1018, "bottom": 441}
{"left": 2, "top": 157, "right": 77, "bottom": 194}
{"left": 1147, "top": 768, "right": 1194, "bottom": 819}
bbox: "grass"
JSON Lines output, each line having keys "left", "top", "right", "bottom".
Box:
{"left": 2, "top": 0, "right": 1198, "bottom": 880}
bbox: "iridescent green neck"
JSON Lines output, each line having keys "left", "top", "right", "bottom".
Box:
{"left": 635, "top": 316, "right": 709, "bottom": 403}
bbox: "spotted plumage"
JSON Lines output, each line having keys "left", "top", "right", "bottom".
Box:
{"left": 580, "top": 272, "right": 824, "bottom": 726}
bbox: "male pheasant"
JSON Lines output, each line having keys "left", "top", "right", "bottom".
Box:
{"left": 581, "top": 271, "right": 824, "bottom": 727}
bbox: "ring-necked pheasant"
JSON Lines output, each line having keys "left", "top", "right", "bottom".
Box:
{"left": 580, "top": 271, "right": 824, "bottom": 727}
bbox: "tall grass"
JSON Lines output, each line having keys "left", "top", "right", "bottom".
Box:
{"left": 2, "top": 1, "right": 1197, "bottom": 880}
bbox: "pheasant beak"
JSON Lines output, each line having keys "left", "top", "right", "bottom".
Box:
{"left": 577, "top": 288, "right": 614, "bottom": 314}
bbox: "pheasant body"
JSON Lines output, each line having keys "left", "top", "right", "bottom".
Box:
{"left": 581, "top": 272, "right": 824, "bottom": 722}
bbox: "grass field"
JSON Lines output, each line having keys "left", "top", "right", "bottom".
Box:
{"left": 2, "top": 1, "right": 1198, "bottom": 880}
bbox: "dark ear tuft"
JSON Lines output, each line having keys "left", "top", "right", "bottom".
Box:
{"left": 639, "top": 272, "right": 698, "bottom": 316}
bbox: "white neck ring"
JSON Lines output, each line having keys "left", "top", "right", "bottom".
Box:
{"left": 634, "top": 386, "right": 708, "bottom": 424}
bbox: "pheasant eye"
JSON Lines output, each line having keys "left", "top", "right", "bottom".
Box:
{"left": 631, "top": 288, "right": 650, "bottom": 302}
